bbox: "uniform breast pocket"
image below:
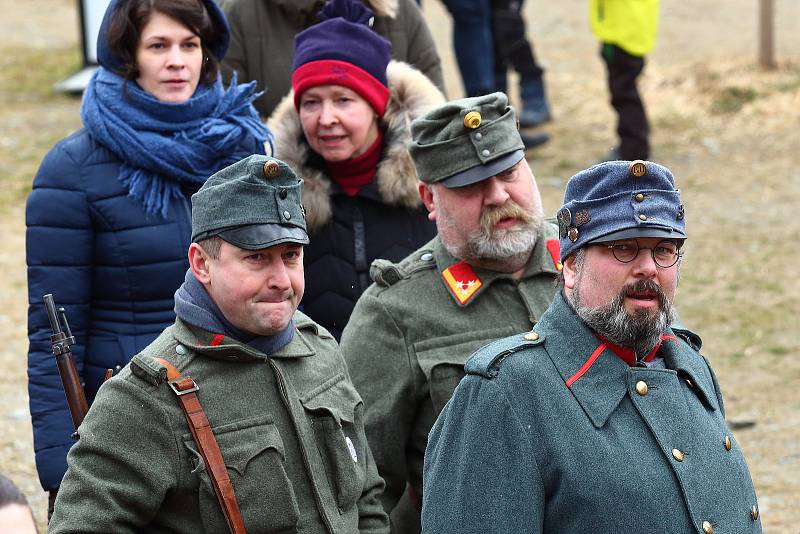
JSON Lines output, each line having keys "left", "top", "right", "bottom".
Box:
{"left": 183, "top": 415, "right": 299, "bottom": 533}
{"left": 415, "top": 327, "right": 518, "bottom": 413}
{"left": 301, "top": 373, "right": 366, "bottom": 513}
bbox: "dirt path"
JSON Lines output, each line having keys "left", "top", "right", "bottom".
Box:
{"left": 1, "top": 0, "right": 798, "bottom": 530}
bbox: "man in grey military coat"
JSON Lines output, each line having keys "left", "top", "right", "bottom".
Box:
{"left": 49, "top": 156, "right": 389, "bottom": 533}
{"left": 340, "top": 93, "right": 562, "bottom": 530}
{"left": 422, "top": 160, "right": 762, "bottom": 533}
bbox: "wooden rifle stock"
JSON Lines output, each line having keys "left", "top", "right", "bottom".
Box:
{"left": 43, "top": 294, "right": 89, "bottom": 436}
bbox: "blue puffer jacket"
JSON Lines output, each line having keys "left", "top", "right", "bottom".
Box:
{"left": 27, "top": 131, "right": 190, "bottom": 490}
{"left": 26, "top": 0, "right": 266, "bottom": 492}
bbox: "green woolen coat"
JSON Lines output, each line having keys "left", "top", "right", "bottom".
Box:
{"left": 422, "top": 291, "right": 762, "bottom": 533}
{"left": 339, "top": 221, "right": 561, "bottom": 514}
{"left": 49, "top": 313, "right": 389, "bottom": 534}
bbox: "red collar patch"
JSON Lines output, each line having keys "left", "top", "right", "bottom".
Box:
{"left": 442, "top": 261, "right": 483, "bottom": 306}
{"left": 546, "top": 239, "right": 562, "bottom": 271}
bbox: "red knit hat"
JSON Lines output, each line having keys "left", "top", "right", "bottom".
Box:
{"left": 291, "top": 0, "right": 391, "bottom": 115}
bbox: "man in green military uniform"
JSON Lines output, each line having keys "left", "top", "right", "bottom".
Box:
{"left": 49, "top": 156, "right": 390, "bottom": 533}
{"left": 339, "top": 93, "right": 561, "bottom": 530}
{"left": 423, "top": 160, "right": 761, "bottom": 533}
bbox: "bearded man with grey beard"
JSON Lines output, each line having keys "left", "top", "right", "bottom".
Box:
{"left": 423, "top": 160, "right": 762, "bottom": 534}
{"left": 339, "top": 93, "right": 562, "bottom": 533}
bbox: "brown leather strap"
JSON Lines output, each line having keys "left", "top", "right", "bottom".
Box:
{"left": 157, "top": 358, "right": 246, "bottom": 534}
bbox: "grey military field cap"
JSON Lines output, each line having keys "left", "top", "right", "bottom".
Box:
{"left": 409, "top": 92, "right": 525, "bottom": 188}
{"left": 558, "top": 160, "right": 686, "bottom": 262}
{"left": 191, "top": 155, "right": 309, "bottom": 249}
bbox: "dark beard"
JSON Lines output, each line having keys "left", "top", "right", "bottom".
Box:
{"left": 573, "top": 279, "right": 673, "bottom": 359}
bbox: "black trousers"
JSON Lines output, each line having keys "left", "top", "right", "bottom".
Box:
{"left": 601, "top": 43, "right": 649, "bottom": 160}
{"left": 491, "top": 0, "right": 544, "bottom": 92}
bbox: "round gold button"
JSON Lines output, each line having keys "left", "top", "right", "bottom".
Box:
{"left": 635, "top": 381, "right": 648, "bottom": 396}
{"left": 629, "top": 160, "right": 647, "bottom": 177}
{"left": 750, "top": 505, "right": 759, "bottom": 520}
{"left": 702, "top": 520, "right": 714, "bottom": 534}
{"left": 524, "top": 332, "right": 539, "bottom": 341}
{"left": 263, "top": 160, "right": 280, "bottom": 177}
{"left": 463, "top": 111, "right": 481, "bottom": 129}
{"left": 672, "top": 448, "right": 685, "bottom": 462}
{"left": 556, "top": 261, "right": 563, "bottom": 271}
{"left": 638, "top": 214, "right": 648, "bottom": 221}
{"left": 724, "top": 435, "right": 732, "bottom": 451}
{"left": 635, "top": 193, "right": 645, "bottom": 202}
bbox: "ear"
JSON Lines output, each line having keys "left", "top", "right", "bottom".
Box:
{"left": 562, "top": 253, "right": 579, "bottom": 291}
{"left": 188, "top": 243, "right": 212, "bottom": 285}
{"left": 418, "top": 182, "right": 437, "bottom": 221}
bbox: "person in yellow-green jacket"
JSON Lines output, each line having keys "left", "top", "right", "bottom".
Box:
{"left": 591, "top": 0, "right": 659, "bottom": 160}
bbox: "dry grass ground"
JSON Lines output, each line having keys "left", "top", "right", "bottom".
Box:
{"left": 1, "top": 0, "right": 798, "bottom": 531}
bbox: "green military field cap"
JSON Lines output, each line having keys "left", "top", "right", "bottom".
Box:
{"left": 409, "top": 92, "right": 525, "bottom": 188}
{"left": 191, "top": 155, "right": 309, "bottom": 249}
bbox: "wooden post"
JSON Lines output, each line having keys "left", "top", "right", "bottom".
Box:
{"left": 758, "top": 0, "right": 776, "bottom": 69}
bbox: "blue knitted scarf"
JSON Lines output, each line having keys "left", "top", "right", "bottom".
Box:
{"left": 81, "top": 68, "right": 272, "bottom": 217}
{"left": 174, "top": 270, "right": 295, "bottom": 356}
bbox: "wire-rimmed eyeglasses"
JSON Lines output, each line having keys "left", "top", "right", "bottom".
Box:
{"left": 599, "top": 239, "right": 683, "bottom": 268}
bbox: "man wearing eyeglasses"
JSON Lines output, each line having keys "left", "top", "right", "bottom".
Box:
{"left": 422, "top": 160, "right": 762, "bottom": 534}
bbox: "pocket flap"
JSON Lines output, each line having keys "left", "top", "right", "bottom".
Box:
{"left": 414, "top": 327, "right": 518, "bottom": 377}
{"left": 183, "top": 416, "right": 284, "bottom": 476}
{"left": 300, "top": 373, "right": 362, "bottom": 425}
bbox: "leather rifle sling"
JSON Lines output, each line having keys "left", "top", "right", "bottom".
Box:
{"left": 157, "top": 358, "right": 247, "bottom": 534}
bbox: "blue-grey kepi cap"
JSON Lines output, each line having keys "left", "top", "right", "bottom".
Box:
{"left": 558, "top": 160, "right": 686, "bottom": 262}
{"left": 191, "top": 155, "right": 309, "bottom": 249}
{"left": 409, "top": 92, "right": 525, "bottom": 188}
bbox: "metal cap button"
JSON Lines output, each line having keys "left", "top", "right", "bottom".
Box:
{"left": 481, "top": 149, "right": 490, "bottom": 157}
{"left": 420, "top": 252, "right": 433, "bottom": 261}
{"left": 523, "top": 332, "right": 539, "bottom": 341}
{"left": 638, "top": 214, "right": 648, "bottom": 221}
{"left": 175, "top": 344, "right": 187, "bottom": 355}
{"left": 724, "top": 435, "right": 732, "bottom": 451}
{"left": 702, "top": 520, "right": 714, "bottom": 534}
{"left": 283, "top": 210, "right": 291, "bottom": 220}
{"left": 635, "top": 381, "right": 648, "bottom": 396}
{"left": 635, "top": 193, "right": 645, "bottom": 202}
{"left": 474, "top": 132, "right": 483, "bottom": 140}
{"left": 672, "top": 448, "right": 685, "bottom": 462}
{"left": 279, "top": 189, "right": 288, "bottom": 199}
{"left": 750, "top": 505, "right": 759, "bottom": 521}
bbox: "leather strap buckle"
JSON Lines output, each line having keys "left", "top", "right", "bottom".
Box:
{"left": 168, "top": 377, "right": 199, "bottom": 396}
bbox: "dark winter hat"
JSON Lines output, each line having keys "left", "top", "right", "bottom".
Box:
{"left": 292, "top": 0, "right": 392, "bottom": 115}
{"left": 96, "top": 0, "right": 230, "bottom": 73}
{"left": 191, "top": 155, "right": 309, "bottom": 249}
{"left": 409, "top": 92, "right": 525, "bottom": 188}
{"left": 558, "top": 160, "right": 687, "bottom": 262}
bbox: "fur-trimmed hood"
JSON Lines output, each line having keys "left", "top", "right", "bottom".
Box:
{"left": 272, "top": 0, "right": 398, "bottom": 18}
{"left": 268, "top": 61, "right": 445, "bottom": 233}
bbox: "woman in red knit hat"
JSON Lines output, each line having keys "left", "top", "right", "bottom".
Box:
{"left": 269, "top": 0, "right": 444, "bottom": 339}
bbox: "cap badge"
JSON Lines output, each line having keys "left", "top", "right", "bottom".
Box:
{"left": 557, "top": 207, "right": 572, "bottom": 238}
{"left": 629, "top": 160, "right": 647, "bottom": 177}
{"left": 574, "top": 210, "right": 591, "bottom": 226}
{"left": 463, "top": 111, "right": 482, "bottom": 129}
{"left": 568, "top": 227, "right": 579, "bottom": 242}
{"left": 263, "top": 160, "right": 280, "bottom": 178}
{"left": 677, "top": 204, "right": 685, "bottom": 220}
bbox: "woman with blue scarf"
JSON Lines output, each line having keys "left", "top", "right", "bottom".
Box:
{"left": 25, "top": 0, "right": 270, "bottom": 513}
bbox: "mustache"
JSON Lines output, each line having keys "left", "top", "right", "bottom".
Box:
{"left": 616, "top": 279, "right": 669, "bottom": 309}
{"left": 479, "top": 201, "right": 536, "bottom": 234}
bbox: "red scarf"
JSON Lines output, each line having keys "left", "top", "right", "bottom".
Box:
{"left": 325, "top": 130, "right": 384, "bottom": 197}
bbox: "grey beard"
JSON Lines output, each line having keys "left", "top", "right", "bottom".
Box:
{"left": 573, "top": 279, "right": 673, "bottom": 359}
{"left": 462, "top": 218, "right": 542, "bottom": 262}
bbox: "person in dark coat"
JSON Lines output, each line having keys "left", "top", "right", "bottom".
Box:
{"left": 269, "top": 0, "right": 442, "bottom": 339}
{"left": 25, "top": 0, "right": 269, "bottom": 513}
{"left": 423, "top": 160, "right": 761, "bottom": 533}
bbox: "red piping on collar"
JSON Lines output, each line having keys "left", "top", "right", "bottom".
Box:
{"left": 566, "top": 342, "right": 607, "bottom": 388}
{"left": 210, "top": 334, "right": 224, "bottom": 347}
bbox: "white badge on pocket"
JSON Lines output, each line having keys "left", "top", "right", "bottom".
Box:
{"left": 345, "top": 436, "right": 358, "bottom": 463}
